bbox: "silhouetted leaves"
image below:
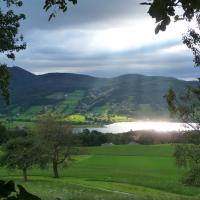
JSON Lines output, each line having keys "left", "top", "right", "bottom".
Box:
{"left": 142, "top": 0, "right": 200, "bottom": 31}
{"left": 0, "top": 1, "right": 26, "bottom": 104}
{"left": 142, "top": 0, "right": 200, "bottom": 66}
{"left": 43, "top": 0, "right": 77, "bottom": 21}
{"left": 183, "top": 16, "right": 200, "bottom": 66}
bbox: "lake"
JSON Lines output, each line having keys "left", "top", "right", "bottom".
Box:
{"left": 78, "top": 121, "right": 198, "bottom": 134}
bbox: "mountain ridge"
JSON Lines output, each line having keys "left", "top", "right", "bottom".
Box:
{"left": 0, "top": 67, "right": 198, "bottom": 121}
{"left": 10, "top": 66, "right": 197, "bottom": 82}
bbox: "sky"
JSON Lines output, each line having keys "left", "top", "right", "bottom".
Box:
{"left": 1, "top": 0, "right": 200, "bottom": 80}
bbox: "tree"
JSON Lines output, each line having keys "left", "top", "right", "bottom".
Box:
{"left": 165, "top": 80, "right": 200, "bottom": 185}
{"left": 0, "top": 137, "right": 48, "bottom": 181}
{"left": 174, "top": 144, "right": 200, "bottom": 186}
{"left": 142, "top": 0, "right": 200, "bottom": 66}
{"left": 0, "top": 1, "right": 26, "bottom": 104}
{"left": 35, "top": 115, "right": 75, "bottom": 178}
{"left": 166, "top": 80, "right": 200, "bottom": 128}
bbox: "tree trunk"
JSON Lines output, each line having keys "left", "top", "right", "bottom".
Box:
{"left": 22, "top": 168, "right": 28, "bottom": 182}
{"left": 53, "top": 162, "right": 59, "bottom": 178}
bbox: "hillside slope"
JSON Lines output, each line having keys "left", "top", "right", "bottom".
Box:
{"left": 0, "top": 67, "right": 197, "bottom": 121}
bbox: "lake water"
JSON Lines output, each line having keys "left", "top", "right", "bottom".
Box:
{"left": 79, "top": 121, "right": 198, "bottom": 134}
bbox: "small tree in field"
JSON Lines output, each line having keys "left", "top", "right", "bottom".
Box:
{"left": 35, "top": 115, "right": 75, "bottom": 178}
{"left": 0, "top": 137, "right": 48, "bottom": 182}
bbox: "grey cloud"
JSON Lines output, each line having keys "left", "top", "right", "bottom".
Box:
{"left": 17, "top": 0, "right": 147, "bottom": 32}
{"left": 9, "top": 40, "right": 198, "bottom": 80}
{"left": 1, "top": 0, "right": 199, "bottom": 80}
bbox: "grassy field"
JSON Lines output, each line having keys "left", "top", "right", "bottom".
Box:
{"left": 1, "top": 144, "right": 200, "bottom": 200}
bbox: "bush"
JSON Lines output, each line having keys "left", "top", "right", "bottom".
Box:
{"left": 184, "top": 164, "right": 200, "bottom": 186}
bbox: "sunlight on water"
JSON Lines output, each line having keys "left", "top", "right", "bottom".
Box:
{"left": 88, "top": 122, "right": 198, "bottom": 134}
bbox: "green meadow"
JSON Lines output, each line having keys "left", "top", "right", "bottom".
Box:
{"left": 1, "top": 144, "right": 200, "bottom": 200}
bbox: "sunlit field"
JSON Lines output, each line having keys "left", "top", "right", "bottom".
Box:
{"left": 1, "top": 144, "right": 200, "bottom": 200}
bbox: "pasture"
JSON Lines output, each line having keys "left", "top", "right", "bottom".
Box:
{"left": 1, "top": 144, "right": 200, "bottom": 200}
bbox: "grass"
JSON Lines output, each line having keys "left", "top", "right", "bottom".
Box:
{"left": 65, "top": 114, "right": 86, "bottom": 123}
{"left": 110, "top": 115, "right": 128, "bottom": 122}
{"left": 1, "top": 144, "right": 200, "bottom": 200}
{"left": 55, "top": 90, "right": 85, "bottom": 114}
{"left": 24, "top": 106, "right": 44, "bottom": 115}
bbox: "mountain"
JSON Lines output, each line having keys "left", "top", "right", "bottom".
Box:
{"left": 0, "top": 67, "right": 198, "bottom": 121}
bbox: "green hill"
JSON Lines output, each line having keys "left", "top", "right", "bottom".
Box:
{"left": 0, "top": 67, "right": 197, "bottom": 123}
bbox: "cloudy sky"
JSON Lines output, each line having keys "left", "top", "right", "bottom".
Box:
{"left": 2, "top": 0, "right": 200, "bottom": 80}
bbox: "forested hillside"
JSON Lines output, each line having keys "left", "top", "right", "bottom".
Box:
{"left": 0, "top": 67, "right": 197, "bottom": 123}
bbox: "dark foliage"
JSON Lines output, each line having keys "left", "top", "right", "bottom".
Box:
{"left": 183, "top": 15, "right": 200, "bottom": 66}
{"left": 166, "top": 80, "right": 200, "bottom": 186}
{"left": 174, "top": 144, "right": 200, "bottom": 186}
{"left": 78, "top": 129, "right": 136, "bottom": 146}
{"left": 0, "top": 65, "right": 10, "bottom": 104}
{"left": 142, "top": 0, "right": 200, "bottom": 66}
{"left": 0, "top": 123, "right": 28, "bottom": 145}
{"left": 142, "top": 0, "right": 200, "bottom": 33}
{"left": 0, "top": 122, "right": 7, "bottom": 144}
{"left": 0, "top": 180, "right": 41, "bottom": 200}
{"left": 79, "top": 129, "right": 107, "bottom": 146}
{"left": 0, "top": 1, "right": 26, "bottom": 103}
{"left": 78, "top": 129, "right": 200, "bottom": 146}
{"left": 43, "top": 0, "right": 77, "bottom": 21}
{"left": 165, "top": 79, "right": 200, "bottom": 125}
{"left": 0, "top": 137, "right": 48, "bottom": 181}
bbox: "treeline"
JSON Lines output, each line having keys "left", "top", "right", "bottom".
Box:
{"left": 1, "top": 123, "right": 199, "bottom": 148}
{"left": 0, "top": 123, "right": 28, "bottom": 145}
{"left": 77, "top": 129, "right": 200, "bottom": 146}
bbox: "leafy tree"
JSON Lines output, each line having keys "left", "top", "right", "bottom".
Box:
{"left": 0, "top": 0, "right": 26, "bottom": 103}
{"left": 0, "top": 137, "right": 48, "bottom": 181}
{"left": 165, "top": 80, "right": 200, "bottom": 185}
{"left": 166, "top": 80, "right": 200, "bottom": 126}
{"left": 35, "top": 115, "right": 75, "bottom": 178}
{"left": 174, "top": 144, "right": 200, "bottom": 186}
{"left": 142, "top": 0, "right": 200, "bottom": 66}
